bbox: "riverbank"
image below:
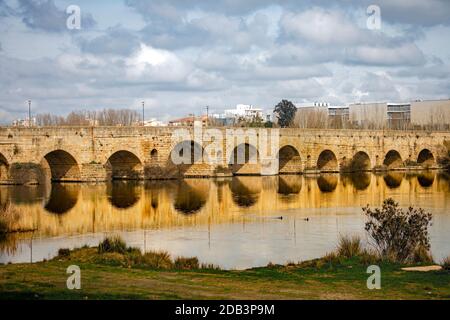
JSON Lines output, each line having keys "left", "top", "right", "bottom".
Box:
{"left": 0, "top": 246, "right": 449, "bottom": 300}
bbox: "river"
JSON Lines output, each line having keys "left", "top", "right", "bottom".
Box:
{"left": 1, "top": 171, "right": 449, "bottom": 269}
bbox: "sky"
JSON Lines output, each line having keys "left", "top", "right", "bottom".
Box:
{"left": 0, "top": 0, "right": 450, "bottom": 123}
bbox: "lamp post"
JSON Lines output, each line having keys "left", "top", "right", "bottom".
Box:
{"left": 142, "top": 101, "right": 145, "bottom": 127}
{"left": 205, "top": 106, "right": 209, "bottom": 127}
{"left": 27, "top": 100, "right": 31, "bottom": 127}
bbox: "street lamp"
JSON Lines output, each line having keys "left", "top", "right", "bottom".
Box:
{"left": 142, "top": 101, "right": 145, "bottom": 127}
{"left": 27, "top": 100, "right": 31, "bottom": 127}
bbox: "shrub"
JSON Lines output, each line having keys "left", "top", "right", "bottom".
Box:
{"left": 174, "top": 257, "right": 199, "bottom": 270}
{"left": 336, "top": 235, "right": 361, "bottom": 258}
{"left": 412, "top": 246, "right": 434, "bottom": 264}
{"left": 441, "top": 256, "right": 450, "bottom": 270}
{"left": 98, "top": 236, "right": 127, "bottom": 254}
{"left": 57, "top": 248, "right": 70, "bottom": 257}
{"left": 363, "top": 198, "right": 433, "bottom": 263}
{"left": 323, "top": 252, "right": 338, "bottom": 264}
{"left": 359, "top": 250, "right": 380, "bottom": 265}
{"left": 141, "top": 251, "right": 173, "bottom": 269}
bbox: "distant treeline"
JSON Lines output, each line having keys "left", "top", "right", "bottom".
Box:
{"left": 36, "top": 109, "right": 141, "bottom": 126}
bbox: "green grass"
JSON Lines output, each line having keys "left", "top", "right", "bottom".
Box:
{"left": 0, "top": 245, "right": 449, "bottom": 300}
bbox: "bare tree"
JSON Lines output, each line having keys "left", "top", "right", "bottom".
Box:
{"left": 35, "top": 109, "right": 141, "bottom": 127}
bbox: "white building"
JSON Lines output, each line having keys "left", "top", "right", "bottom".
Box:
{"left": 410, "top": 99, "right": 450, "bottom": 128}
{"left": 144, "top": 118, "right": 167, "bottom": 127}
{"left": 12, "top": 118, "right": 36, "bottom": 127}
{"left": 224, "top": 104, "right": 264, "bottom": 120}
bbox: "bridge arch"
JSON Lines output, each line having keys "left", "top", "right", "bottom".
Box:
{"left": 383, "top": 150, "right": 403, "bottom": 169}
{"left": 0, "top": 153, "right": 9, "bottom": 181}
{"left": 170, "top": 140, "right": 206, "bottom": 165}
{"left": 417, "top": 149, "right": 435, "bottom": 167}
{"left": 169, "top": 140, "right": 210, "bottom": 177}
{"left": 317, "top": 150, "right": 338, "bottom": 172}
{"left": 106, "top": 150, "right": 143, "bottom": 180}
{"left": 42, "top": 150, "right": 81, "bottom": 182}
{"left": 348, "top": 151, "right": 372, "bottom": 172}
{"left": 278, "top": 145, "right": 302, "bottom": 174}
{"left": 229, "top": 143, "right": 260, "bottom": 175}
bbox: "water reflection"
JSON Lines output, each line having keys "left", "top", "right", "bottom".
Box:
{"left": 1, "top": 171, "right": 450, "bottom": 266}
{"left": 173, "top": 180, "right": 208, "bottom": 214}
{"left": 417, "top": 172, "right": 435, "bottom": 188}
{"left": 278, "top": 176, "right": 301, "bottom": 202}
{"left": 107, "top": 181, "right": 140, "bottom": 210}
{"left": 383, "top": 172, "right": 404, "bottom": 189}
{"left": 317, "top": 174, "right": 338, "bottom": 192}
{"left": 342, "top": 172, "right": 371, "bottom": 191}
{"left": 10, "top": 185, "right": 47, "bottom": 205}
{"left": 45, "top": 183, "right": 80, "bottom": 214}
{"left": 231, "top": 177, "right": 261, "bottom": 207}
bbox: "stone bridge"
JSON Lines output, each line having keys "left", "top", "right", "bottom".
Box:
{"left": 0, "top": 126, "right": 449, "bottom": 185}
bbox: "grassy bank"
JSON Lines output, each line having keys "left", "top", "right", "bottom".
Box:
{"left": 0, "top": 242, "right": 449, "bottom": 300}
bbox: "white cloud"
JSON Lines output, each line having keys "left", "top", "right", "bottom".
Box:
{"left": 125, "top": 44, "right": 190, "bottom": 82}
{"left": 280, "top": 8, "right": 364, "bottom": 46}
{"left": 0, "top": 0, "right": 449, "bottom": 124}
{"left": 345, "top": 43, "right": 425, "bottom": 66}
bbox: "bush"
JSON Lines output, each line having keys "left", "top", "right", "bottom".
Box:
{"left": 441, "top": 256, "right": 450, "bottom": 270}
{"left": 412, "top": 246, "right": 434, "bottom": 264}
{"left": 174, "top": 257, "right": 199, "bottom": 270}
{"left": 141, "top": 251, "right": 173, "bottom": 269}
{"left": 57, "top": 248, "right": 70, "bottom": 257}
{"left": 359, "top": 249, "right": 380, "bottom": 265}
{"left": 363, "top": 198, "right": 433, "bottom": 263}
{"left": 323, "top": 252, "right": 338, "bottom": 264}
{"left": 98, "top": 236, "right": 127, "bottom": 254}
{"left": 337, "top": 235, "right": 361, "bottom": 258}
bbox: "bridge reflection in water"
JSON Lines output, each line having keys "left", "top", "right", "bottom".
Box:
{"left": 1, "top": 171, "right": 450, "bottom": 268}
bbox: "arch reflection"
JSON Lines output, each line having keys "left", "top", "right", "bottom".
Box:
{"left": 173, "top": 180, "right": 208, "bottom": 215}
{"left": 44, "top": 183, "right": 80, "bottom": 214}
{"left": 278, "top": 176, "right": 302, "bottom": 198}
{"left": 230, "top": 177, "right": 261, "bottom": 207}
{"left": 417, "top": 172, "right": 435, "bottom": 188}
{"left": 342, "top": 172, "right": 371, "bottom": 191}
{"left": 383, "top": 172, "right": 404, "bottom": 189}
{"left": 107, "top": 181, "right": 141, "bottom": 209}
{"left": 317, "top": 174, "right": 338, "bottom": 193}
